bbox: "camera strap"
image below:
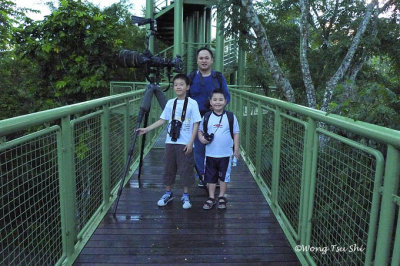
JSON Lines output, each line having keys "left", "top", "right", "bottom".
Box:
{"left": 171, "top": 97, "right": 189, "bottom": 122}
{"left": 208, "top": 111, "right": 224, "bottom": 135}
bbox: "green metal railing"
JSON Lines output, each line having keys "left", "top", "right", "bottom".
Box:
{"left": 0, "top": 89, "right": 168, "bottom": 265}
{"left": 1, "top": 84, "right": 399, "bottom": 265}
{"left": 228, "top": 87, "right": 400, "bottom": 265}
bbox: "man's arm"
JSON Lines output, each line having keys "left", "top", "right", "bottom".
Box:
{"left": 221, "top": 74, "right": 231, "bottom": 103}
{"left": 233, "top": 133, "right": 240, "bottom": 158}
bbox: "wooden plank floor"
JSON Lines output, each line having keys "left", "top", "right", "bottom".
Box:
{"left": 74, "top": 147, "right": 300, "bottom": 265}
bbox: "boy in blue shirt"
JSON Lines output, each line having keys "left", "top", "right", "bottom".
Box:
{"left": 137, "top": 74, "right": 201, "bottom": 209}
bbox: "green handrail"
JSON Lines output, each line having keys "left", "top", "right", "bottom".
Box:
{"left": 227, "top": 87, "right": 400, "bottom": 266}
{"left": 1, "top": 84, "right": 399, "bottom": 265}
{"left": 0, "top": 89, "right": 168, "bottom": 265}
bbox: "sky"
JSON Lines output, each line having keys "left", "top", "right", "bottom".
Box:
{"left": 14, "top": 0, "right": 147, "bottom": 20}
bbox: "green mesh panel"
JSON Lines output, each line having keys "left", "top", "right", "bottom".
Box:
{"left": 310, "top": 133, "right": 379, "bottom": 265}
{"left": 260, "top": 108, "right": 274, "bottom": 190}
{"left": 247, "top": 111, "right": 257, "bottom": 165}
{"left": 109, "top": 108, "right": 126, "bottom": 189}
{"left": 73, "top": 114, "right": 103, "bottom": 234}
{"left": 0, "top": 129, "right": 62, "bottom": 265}
{"left": 278, "top": 117, "right": 305, "bottom": 235}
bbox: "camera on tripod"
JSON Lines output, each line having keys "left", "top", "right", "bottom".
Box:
{"left": 118, "top": 16, "right": 183, "bottom": 74}
{"left": 169, "top": 119, "right": 183, "bottom": 142}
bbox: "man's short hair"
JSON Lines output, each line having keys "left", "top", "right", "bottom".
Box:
{"left": 196, "top": 47, "right": 214, "bottom": 59}
{"left": 173, "top": 73, "right": 190, "bottom": 85}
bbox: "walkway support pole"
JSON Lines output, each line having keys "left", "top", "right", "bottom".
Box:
{"left": 215, "top": 6, "right": 224, "bottom": 72}
{"left": 174, "top": 0, "right": 183, "bottom": 57}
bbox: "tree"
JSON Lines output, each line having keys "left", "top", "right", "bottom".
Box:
{"left": 217, "top": 0, "right": 399, "bottom": 118}
{"left": 13, "top": 0, "right": 146, "bottom": 105}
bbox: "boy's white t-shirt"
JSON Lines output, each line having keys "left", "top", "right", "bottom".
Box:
{"left": 199, "top": 111, "right": 240, "bottom": 158}
{"left": 160, "top": 97, "right": 201, "bottom": 145}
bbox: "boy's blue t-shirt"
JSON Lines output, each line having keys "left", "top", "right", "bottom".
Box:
{"left": 189, "top": 71, "right": 230, "bottom": 114}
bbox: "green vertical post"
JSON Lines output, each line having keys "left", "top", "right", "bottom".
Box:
{"left": 199, "top": 9, "right": 205, "bottom": 45}
{"left": 374, "top": 145, "right": 400, "bottom": 265}
{"left": 206, "top": 7, "right": 212, "bottom": 43}
{"left": 101, "top": 105, "right": 111, "bottom": 206}
{"left": 187, "top": 16, "right": 195, "bottom": 73}
{"left": 238, "top": 95, "right": 244, "bottom": 147}
{"left": 173, "top": 0, "right": 183, "bottom": 57}
{"left": 271, "top": 107, "right": 282, "bottom": 209}
{"left": 124, "top": 99, "right": 130, "bottom": 162}
{"left": 59, "top": 116, "right": 77, "bottom": 262}
{"left": 299, "top": 118, "right": 316, "bottom": 245}
{"left": 237, "top": 47, "right": 246, "bottom": 85}
{"left": 146, "top": 0, "right": 154, "bottom": 53}
{"left": 245, "top": 99, "right": 250, "bottom": 153}
{"left": 255, "top": 102, "right": 263, "bottom": 177}
{"left": 215, "top": 7, "right": 224, "bottom": 72}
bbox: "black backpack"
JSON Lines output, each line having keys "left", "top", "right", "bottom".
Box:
{"left": 188, "top": 70, "right": 223, "bottom": 90}
{"left": 203, "top": 110, "right": 235, "bottom": 139}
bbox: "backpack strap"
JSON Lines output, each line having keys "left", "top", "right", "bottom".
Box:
{"left": 211, "top": 71, "right": 223, "bottom": 89}
{"left": 187, "top": 70, "right": 197, "bottom": 97}
{"left": 226, "top": 111, "right": 234, "bottom": 139}
{"left": 202, "top": 111, "right": 212, "bottom": 135}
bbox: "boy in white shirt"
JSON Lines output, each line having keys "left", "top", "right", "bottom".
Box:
{"left": 198, "top": 89, "right": 240, "bottom": 210}
{"left": 137, "top": 74, "right": 201, "bottom": 209}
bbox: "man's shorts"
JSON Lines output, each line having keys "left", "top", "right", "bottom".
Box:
{"left": 204, "top": 156, "right": 232, "bottom": 184}
{"left": 163, "top": 144, "right": 195, "bottom": 187}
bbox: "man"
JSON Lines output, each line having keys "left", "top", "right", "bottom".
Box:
{"left": 188, "top": 47, "right": 230, "bottom": 187}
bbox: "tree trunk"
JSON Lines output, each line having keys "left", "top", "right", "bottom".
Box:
{"left": 299, "top": 0, "right": 317, "bottom": 109}
{"left": 240, "top": 0, "right": 295, "bottom": 103}
{"left": 321, "top": 1, "right": 377, "bottom": 112}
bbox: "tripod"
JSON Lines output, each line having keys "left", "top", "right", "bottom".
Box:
{"left": 112, "top": 81, "right": 167, "bottom": 216}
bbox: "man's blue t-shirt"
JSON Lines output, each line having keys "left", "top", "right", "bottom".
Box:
{"left": 189, "top": 71, "right": 230, "bottom": 115}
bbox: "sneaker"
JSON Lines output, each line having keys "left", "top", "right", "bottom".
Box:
{"left": 197, "top": 180, "right": 207, "bottom": 188}
{"left": 157, "top": 192, "right": 174, "bottom": 206}
{"left": 181, "top": 195, "right": 192, "bottom": 209}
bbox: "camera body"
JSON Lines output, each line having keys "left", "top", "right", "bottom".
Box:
{"left": 169, "top": 119, "right": 183, "bottom": 142}
{"left": 203, "top": 132, "right": 214, "bottom": 142}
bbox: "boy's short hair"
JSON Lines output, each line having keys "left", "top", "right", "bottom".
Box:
{"left": 210, "top": 88, "right": 226, "bottom": 99}
{"left": 173, "top": 73, "right": 190, "bottom": 85}
{"left": 196, "top": 47, "right": 214, "bottom": 59}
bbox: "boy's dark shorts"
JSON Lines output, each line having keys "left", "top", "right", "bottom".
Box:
{"left": 204, "top": 156, "right": 232, "bottom": 184}
{"left": 163, "top": 144, "right": 195, "bottom": 187}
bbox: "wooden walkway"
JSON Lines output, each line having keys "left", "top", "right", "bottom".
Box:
{"left": 74, "top": 147, "right": 300, "bottom": 265}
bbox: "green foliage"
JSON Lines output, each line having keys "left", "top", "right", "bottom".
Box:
{"left": 218, "top": 0, "right": 399, "bottom": 129}
{"left": 0, "top": 0, "right": 146, "bottom": 119}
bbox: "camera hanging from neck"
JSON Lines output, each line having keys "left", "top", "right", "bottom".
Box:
{"left": 168, "top": 97, "right": 189, "bottom": 141}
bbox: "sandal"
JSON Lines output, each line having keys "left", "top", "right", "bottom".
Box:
{"left": 218, "top": 196, "right": 228, "bottom": 209}
{"left": 202, "top": 198, "right": 216, "bottom": 210}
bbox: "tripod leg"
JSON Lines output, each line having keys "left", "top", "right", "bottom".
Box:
{"left": 112, "top": 128, "right": 140, "bottom": 216}
{"left": 113, "top": 86, "right": 155, "bottom": 216}
{"left": 137, "top": 112, "right": 150, "bottom": 187}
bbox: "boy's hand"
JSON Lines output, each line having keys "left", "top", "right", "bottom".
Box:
{"left": 136, "top": 128, "right": 147, "bottom": 135}
{"left": 183, "top": 144, "right": 193, "bottom": 155}
{"left": 234, "top": 149, "right": 240, "bottom": 159}
{"left": 199, "top": 134, "right": 210, "bottom": 145}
